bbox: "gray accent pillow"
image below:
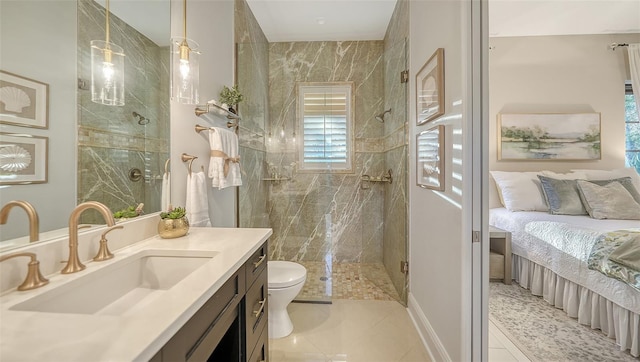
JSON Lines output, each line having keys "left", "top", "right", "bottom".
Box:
{"left": 583, "top": 177, "right": 640, "bottom": 205}
{"left": 537, "top": 175, "right": 587, "bottom": 215}
{"left": 576, "top": 180, "right": 640, "bottom": 220}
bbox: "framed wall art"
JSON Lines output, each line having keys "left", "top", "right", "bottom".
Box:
{"left": 498, "top": 113, "right": 601, "bottom": 161}
{"left": 416, "top": 48, "right": 444, "bottom": 125}
{"left": 416, "top": 125, "right": 445, "bottom": 190}
{"left": 0, "top": 70, "right": 49, "bottom": 129}
{"left": 0, "top": 133, "right": 48, "bottom": 184}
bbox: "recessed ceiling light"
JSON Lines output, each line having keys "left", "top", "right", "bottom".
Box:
{"left": 316, "top": 17, "right": 325, "bottom": 25}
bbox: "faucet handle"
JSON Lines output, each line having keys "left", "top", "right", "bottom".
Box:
{"left": 0, "top": 252, "right": 49, "bottom": 291}
{"left": 93, "top": 225, "right": 124, "bottom": 262}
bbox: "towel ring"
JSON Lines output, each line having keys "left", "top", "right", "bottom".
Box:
{"left": 164, "top": 158, "right": 171, "bottom": 174}
{"left": 181, "top": 153, "right": 198, "bottom": 175}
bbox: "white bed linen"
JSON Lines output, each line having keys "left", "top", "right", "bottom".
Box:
{"left": 489, "top": 207, "right": 640, "bottom": 313}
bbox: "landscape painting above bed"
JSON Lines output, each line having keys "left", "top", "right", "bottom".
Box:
{"left": 498, "top": 113, "right": 601, "bottom": 161}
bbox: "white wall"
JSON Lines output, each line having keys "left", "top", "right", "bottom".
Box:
{"left": 0, "top": 0, "right": 77, "bottom": 240}
{"left": 408, "top": 1, "right": 472, "bottom": 361}
{"left": 169, "top": 0, "right": 236, "bottom": 227}
{"left": 489, "top": 33, "right": 640, "bottom": 173}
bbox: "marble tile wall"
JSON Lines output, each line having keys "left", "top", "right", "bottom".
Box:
{"left": 235, "top": 0, "right": 269, "bottom": 228}
{"left": 267, "top": 41, "right": 385, "bottom": 264}
{"left": 77, "top": 0, "right": 169, "bottom": 222}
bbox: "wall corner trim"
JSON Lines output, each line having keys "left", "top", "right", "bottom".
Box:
{"left": 407, "top": 292, "right": 452, "bottom": 362}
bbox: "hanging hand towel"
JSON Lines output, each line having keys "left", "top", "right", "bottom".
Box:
{"left": 161, "top": 171, "right": 171, "bottom": 211}
{"left": 208, "top": 127, "right": 242, "bottom": 189}
{"left": 186, "top": 171, "right": 211, "bottom": 227}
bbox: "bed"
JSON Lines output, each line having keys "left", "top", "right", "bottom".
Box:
{"left": 489, "top": 171, "right": 640, "bottom": 357}
{"left": 490, "top": 207, "right": 640, "bottom": 356}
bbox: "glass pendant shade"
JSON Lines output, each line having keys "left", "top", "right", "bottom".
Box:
{"left": 90, "top": 40, "right": 125, "bottom": 106}
{"left": 170, "top": 37, "right": 200, "bottom": 105}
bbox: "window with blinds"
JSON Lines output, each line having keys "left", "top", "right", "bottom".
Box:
{"left": 298, "top": 84, "right": 353, "bottom": 171}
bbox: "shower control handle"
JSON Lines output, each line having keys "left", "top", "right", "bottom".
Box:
{"left": 128, "top": 168, "right": 143, "bottom": 182}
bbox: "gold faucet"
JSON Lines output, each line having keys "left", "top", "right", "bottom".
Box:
{"left": 0, "top": 200, "right": 39, "bottom": 242}
{"left": 61, "top": 201, "right": 115, "bottom": 274}
{"left": 93, "top": 225, "right": 123, "bottom": 262}
{"left": 0, "top": 252, "right": 49, "bottom": 291}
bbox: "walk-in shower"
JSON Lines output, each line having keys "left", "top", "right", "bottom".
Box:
{"left": 236, "top": 0, "right": 408, "bottom": 306}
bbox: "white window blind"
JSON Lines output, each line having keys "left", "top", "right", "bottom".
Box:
{"left": 298, "top": 84, "right": 352, "bottom": 171}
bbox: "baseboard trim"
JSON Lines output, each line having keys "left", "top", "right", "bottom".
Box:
{"left": 407, "top": 292, "right": 452, "bottom": 362}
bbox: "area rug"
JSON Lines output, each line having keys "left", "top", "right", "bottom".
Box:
{"left": 489, "top": 282, "right": 638, "bottom": 362}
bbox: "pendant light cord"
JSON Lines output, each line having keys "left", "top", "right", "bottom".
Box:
{"left": 105, "top": 0, "right": 110, "bottom": 43}
{"left": 183, "top": 0, "right": 187, "bottom": 40}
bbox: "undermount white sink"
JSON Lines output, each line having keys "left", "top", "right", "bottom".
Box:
{"left": 11, "top": 249, "right": 218, "bottom": 316}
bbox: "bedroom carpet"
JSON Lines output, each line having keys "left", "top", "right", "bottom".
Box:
{"left": 489, "top": 282, "right": 637, "bottom": 362}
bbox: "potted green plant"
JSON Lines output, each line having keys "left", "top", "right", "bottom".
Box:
{"left": 157, "top": 206, "right": 189, "bottom": 239}
{"left": 219, "top": 85, "right": 244, "bottom": 114}
{"left": 113, "top": 203, "right": 144, "bottom": 220}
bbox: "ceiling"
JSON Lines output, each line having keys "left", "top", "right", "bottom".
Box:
{"left": 98, "top": 0, "right": 639, "bottom": 46}
{"left": 246, "top": 0, "right": 640, "bottom": 42}
{"left": 245, "top": 0, "right": 398, "bottom": 42}
{"left": 489, "top": 0, "right": 640, "bottom": 38}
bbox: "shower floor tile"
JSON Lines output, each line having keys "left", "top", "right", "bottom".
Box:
{"left": 295, "top": 262, "right": 401, "bottom": 302}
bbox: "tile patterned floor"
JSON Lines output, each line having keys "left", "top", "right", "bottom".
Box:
{"left": 295, "top": 262, "right": 401, "bottom": 302}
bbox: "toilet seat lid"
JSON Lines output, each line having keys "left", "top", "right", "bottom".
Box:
{"left": 268, "top": 261, "right": 307, "bottom": 288}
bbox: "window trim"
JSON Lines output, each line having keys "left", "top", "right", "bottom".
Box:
{"left": 296, "top": 82, "right": 355, "bottom": 173}
{"left": 624, "top": 81, "right": 639, "bottom": 171}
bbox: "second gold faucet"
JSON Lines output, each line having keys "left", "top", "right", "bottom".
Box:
{"left": 61, "top": 201, "right": 116, "bottom": 274}
{"left": 0, "top": 200, "right": 39, "bottom": 243}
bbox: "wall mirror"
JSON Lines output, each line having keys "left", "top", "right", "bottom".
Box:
{"left": 0, "top": 0, "right": 170, "bottom": 250}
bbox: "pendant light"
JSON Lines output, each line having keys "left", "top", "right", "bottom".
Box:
{"left": 90, "top": 0, "right": 125, "bottom": 106}
{"left": 170, "top": 0, "right": 200, "bottom": 105}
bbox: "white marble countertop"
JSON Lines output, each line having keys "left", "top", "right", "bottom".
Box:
{"left": 0, "top": 227, "right": 272, "bottom": 362}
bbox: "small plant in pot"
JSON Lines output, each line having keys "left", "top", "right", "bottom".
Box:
{"left": 219, "top": 85, "right": 244, "bottom": 114}
{"left": 113, "top": 203, "right": 144, "bottom": 220}
{"left": 158, "top": 206, "right": 189, "bottom": 239}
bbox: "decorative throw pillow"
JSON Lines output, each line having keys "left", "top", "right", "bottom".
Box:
{"left": 576, "top": 180, "right": 640, "bottom": 220}
{"left": 572, "top": 168, "right": 640, "bottom": 194}
{"left": 537, "top": 175, "right": 587, "bottom": 215}
{"left": 582, "top": 177, "right": 640, "bottom": 205}
{"left": 490, "top": 171, "right": 547, "bottom": 211}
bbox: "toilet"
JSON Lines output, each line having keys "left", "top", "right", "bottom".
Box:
{"left": 268, "top": 261, "right": 307, "bottom": 339}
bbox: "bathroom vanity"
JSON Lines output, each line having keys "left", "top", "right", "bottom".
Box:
{"left": 0, "top": 227, "right": 271, "bottom": 361}
{"left": 156, "top": 240, "right": 269, "bottom": 362}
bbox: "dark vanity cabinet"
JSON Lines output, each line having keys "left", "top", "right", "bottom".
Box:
{"left": 244, "top": 242, "right": 269, "bottom": 362}
{"left": 152, "top": 241, "right": 268, "bottom": 362}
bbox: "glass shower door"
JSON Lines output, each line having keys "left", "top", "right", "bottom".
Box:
{"left": 362, "top": 38, "right": 409, "bottom": 305}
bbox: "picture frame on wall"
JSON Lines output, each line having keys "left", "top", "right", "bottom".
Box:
{"left": 416, "top": 48, "right": 444, "bottom": 125}
{"left": 497, "top": 113, "right": 601, "bottom": 161}
{"left": 0, "top": 70, "right": 49, "bottom": 129}
{"left": 416, "top": 125, "right": 445, "bottom": 191}
{"left": 0, "top": 133, "right": 48, "bottom": 184}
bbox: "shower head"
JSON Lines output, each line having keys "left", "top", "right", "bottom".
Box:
{"left": 132, "top": 111, "right": 150, "bottom": 125}
{"left": 375, "top": 108, "right": 392, "bottom": 123}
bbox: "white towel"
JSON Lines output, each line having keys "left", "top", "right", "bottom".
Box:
{"left": 161, "top": 171, "right": 171, "bottom": 211}
{"left": 185, "top": 171, "right": 211, "bottom": 227}
{"left": 208, "top": 127, "right": 243, "bottom": 189}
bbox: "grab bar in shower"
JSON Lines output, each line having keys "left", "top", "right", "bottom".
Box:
{"left": 360, "top": 169, "right": 393, "bottom": 189}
